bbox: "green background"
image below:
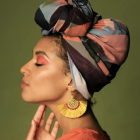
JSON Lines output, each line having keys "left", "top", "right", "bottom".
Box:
{"left": 0, "top": 0, "right": 139, "bottom": 139}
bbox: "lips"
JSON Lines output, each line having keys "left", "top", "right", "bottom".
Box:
{"left": 22, "top": 78, "right": 29, "bottom": 85}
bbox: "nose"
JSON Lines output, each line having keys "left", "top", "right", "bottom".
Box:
{"left": 20, "top": 61, "right": 31, "bottom": 75}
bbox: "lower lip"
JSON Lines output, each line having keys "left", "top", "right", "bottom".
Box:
{"left": 21, "top": 83, "right": 29, "bottom": 88}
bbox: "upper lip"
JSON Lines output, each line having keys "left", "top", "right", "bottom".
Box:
{"left": 22, "top": 78, "right": 29, "bottom": 85}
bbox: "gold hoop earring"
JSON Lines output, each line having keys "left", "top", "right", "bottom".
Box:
{"left": 58, "top": 90, "right": 87, "bottom": 118}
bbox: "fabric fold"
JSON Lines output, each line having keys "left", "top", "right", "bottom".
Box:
{"left": 34, "top": 0, "right": 130, "bottom": 99}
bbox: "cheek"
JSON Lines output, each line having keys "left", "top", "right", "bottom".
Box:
{"left": 30, "top": 66, "right": 66, "bottom": 101}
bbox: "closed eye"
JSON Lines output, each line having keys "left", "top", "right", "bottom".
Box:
{"left": 35, "top": 63, "right": 43, "bottom": 67}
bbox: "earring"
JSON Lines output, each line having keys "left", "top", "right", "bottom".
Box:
{"left": 58, "top": 90, "right": 87, "bottom": 118}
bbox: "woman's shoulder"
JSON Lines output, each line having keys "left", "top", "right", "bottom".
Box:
{"left": 57, "top": 128, "right": 111, "bottom": 140}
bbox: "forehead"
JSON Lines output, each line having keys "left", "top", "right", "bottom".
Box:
{"left": 33, "top": 37, "right": 56, "bottom": 53}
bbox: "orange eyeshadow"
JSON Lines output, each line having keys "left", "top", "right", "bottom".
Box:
{"left": 37, "top": 55, "right": 50, "bottom": 65}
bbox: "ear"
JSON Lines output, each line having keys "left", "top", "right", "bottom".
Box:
{"left": 67, "top": 78, "right": 76, "bottom": 92}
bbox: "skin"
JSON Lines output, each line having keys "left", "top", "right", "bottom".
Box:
{"left": 26, "top": 105, "right": 59, "bottom": 140}
{"left": 20, "top": 37, "right": 104, "bottom": 139}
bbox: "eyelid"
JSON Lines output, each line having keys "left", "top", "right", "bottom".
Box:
{"left": 37, "top": 55, "right": 50, "bottom": 65}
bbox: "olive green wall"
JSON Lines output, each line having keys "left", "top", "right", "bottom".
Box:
{"left": 0, "top": 0, "right": 139, "bottom": 140}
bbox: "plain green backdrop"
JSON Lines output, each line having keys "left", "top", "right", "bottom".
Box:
{"left": 0, "top": 0, "right": 139, "bottom": 140}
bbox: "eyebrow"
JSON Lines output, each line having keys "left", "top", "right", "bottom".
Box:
{"left": 32, "top": 50, "right": 50, "bottom": 59}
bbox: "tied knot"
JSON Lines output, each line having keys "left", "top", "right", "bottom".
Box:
{"left": 35, "top": 0, "right": 102, "bottom": 37}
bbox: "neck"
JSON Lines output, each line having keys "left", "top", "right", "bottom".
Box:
{"left": 45, "top": 102, "right": 104, "bottom": 136}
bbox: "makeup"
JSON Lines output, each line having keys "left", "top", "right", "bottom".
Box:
{"left": 21, "top": 83, "right": 29, "bottom": 88}
{"left": 37, "top": 54, "right": 51, "bottom": 65}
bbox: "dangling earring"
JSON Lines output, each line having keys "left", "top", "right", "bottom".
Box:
{"left": 58, "top": 90, "right": 87, "bottom": 118}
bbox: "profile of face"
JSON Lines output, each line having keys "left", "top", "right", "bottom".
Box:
{"left": 20, "top": 37, "right": 72, "bottom": 104}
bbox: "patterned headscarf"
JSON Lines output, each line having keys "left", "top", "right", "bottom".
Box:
{"left": 34, "top": 0, "right": 130, "bottom": 99}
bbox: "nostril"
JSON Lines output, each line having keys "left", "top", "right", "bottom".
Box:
{"left": 20, "top": 67, "right": 23, "bottom": 73}
{"left": 20, "top": 61, "right": 31, "bottom": 75}
{"left": 20, "top": 66, "right": 25, "bottom": 74}
{"left": 20, "top": 67, "right": 30, "bottom": 76}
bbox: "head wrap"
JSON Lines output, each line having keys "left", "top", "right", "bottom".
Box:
{"left": 34, "top": 0, "right": 130, "bottom": 100}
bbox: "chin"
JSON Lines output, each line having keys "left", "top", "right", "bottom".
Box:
{"left": 21, "top": 92, "right": 45, "bottom": 104}
{"left": 21, "top": 91, "right": 35, "bottom": 103}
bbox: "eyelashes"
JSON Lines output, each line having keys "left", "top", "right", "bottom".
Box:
{"left": 35, "top": 63, "right": 43, "bottom": 67}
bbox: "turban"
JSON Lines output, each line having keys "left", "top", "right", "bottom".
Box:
{"left": 34, "top": 0, "right": 130, "bottom": 100}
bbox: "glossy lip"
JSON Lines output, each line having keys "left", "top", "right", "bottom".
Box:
{"left": 21, "top": 83, "right": 29, "bottom": 88}
{"left": 22, "top": 78, "right": 29, "bottom": 85}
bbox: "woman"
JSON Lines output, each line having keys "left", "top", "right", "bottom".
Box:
{"left": 20, "top": 0, "right": 130, "bottom": 140}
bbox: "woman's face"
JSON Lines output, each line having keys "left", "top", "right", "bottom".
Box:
{"left": 20, "top": 37, "right": 70, "bottom": 104}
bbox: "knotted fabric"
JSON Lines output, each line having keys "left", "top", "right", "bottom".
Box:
{"left": 34, "top": 0, "right": 130, "bottom": 99}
